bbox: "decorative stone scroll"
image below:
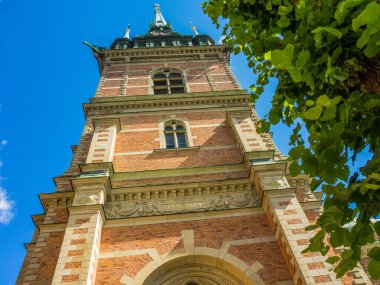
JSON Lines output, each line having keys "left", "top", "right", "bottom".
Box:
{"left": 105, "top": 192, "right": 260, "bottom": 218}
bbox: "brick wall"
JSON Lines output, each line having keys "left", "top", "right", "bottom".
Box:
{"left": 97, "top": 60, "right": 240, "bottom": 97}
{"left": 17, "top": 231, "right": 64, "bottom": 284}
{"left": 96, "top": 214, "right": 292, "bottom": 284}
{"left": 43, "top": 207, "right": 69, "bottom": 224}
{"left": 113, "top": 111, "right": 244, "bottom": 172}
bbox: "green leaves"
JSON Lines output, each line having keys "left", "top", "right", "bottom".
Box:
{"left": 271, "top": 44, "right": 294, "bottom": 68}
{"left": 287, "top": 68, "right": 302, "bottom": 82}
{"left": 271, "top": 45, "right": 305, "bottom": 82}
{"left": 277, "top": 4, "right": 293, "bottom": 26}
{"left": 320, "top": 106, "right": 337, "bottom": 121}
{"left": 352, "top": 2, "right": 380, "bottom": 32}
{"left": 326, "top": 256, "right": 341, "bottom": 265}
{"left": 334, "top": 0, "right": 362, "bottom": 24}
{"left": 352, "top": 1, "right": 380, "bottom": 57}
{"left": 304, "top": 95, "right": 332, "bottom": 120}
{"left": 368, "top": 260, "right": 380, "bottom": 279}
{"left": 289, "top": 161, "right": 302, "bottom": 176}
{"left": 368, "top": 246, "right": 380, "bottom": 279}
{"left": 364, "top": 32, "right": 380, "bottom": 58}
{"left": 277, "top": 15, "right": 290, "bottom": 27}
{"left": 316, "top": 95, "right": 330, "bottom": 107}
{"left": 368, "top": 247, "right": 380, "bottom": 261}
{"left": 203, "top": 0, "right": 380, "bottom": 278}
{"left": 304, "top": 105, "right": 323, "bottom": 120}
{"left": 296, "top": 50, "right": 310, "bottom": 68}
{"left": 312, "top": 26, "right": 343, "bottom": 48}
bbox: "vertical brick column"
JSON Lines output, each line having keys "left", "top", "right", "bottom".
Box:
{"left": 258, "top": 172, "right": 341, "bottom": 285}
{"left": 52, "top": 177, "right": 110, "bottom": 285}
{"left": 86, "top": 118, "right": 120, "bottom": 164}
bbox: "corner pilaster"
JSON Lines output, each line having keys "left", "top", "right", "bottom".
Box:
{"left": 86, "top": 118, "right": 120, "bottom": 164}
{"left": 52, "top": 176, "right": 110, "bottom": 285}
{"left": 252, "top": 165, "right": 342, "bottom": 285}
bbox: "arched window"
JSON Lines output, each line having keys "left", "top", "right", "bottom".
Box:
{"left": 164, "top": 120, "right": 187, "bottom": 149}
{"left": 152, "top": 69, "right": 185, "bottom": 94}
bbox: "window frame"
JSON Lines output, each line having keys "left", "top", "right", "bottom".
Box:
{"left": 163, "top": 120, "right": 188, "bottom": 149}
{"left": 152, "top": 69, "right": 186, "bottom": 95}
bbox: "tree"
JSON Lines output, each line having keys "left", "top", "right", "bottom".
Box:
{"left": 202, "top": 0, "right": 380, "bottom": 279}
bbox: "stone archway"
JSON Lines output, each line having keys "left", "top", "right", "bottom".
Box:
{"left": 142, "top": 256, "right": 244, "bottom": 285}
{"left": 136, "top": 253, "right": 265, "bottom": 285}
{"left": 119, "top": 230, "right": 267, "bottom": 285}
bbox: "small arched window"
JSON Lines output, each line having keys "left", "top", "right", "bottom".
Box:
{"left": 164, "top": 120, "right": 187, "bottom": 149}
{"left": 152, "top": 69, "right": 185, "bottom": 94}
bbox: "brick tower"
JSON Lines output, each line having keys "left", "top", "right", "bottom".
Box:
{"left": 16, "top": 4, "right": 372, "bottom": 285}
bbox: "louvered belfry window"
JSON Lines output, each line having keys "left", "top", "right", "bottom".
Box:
{"left": 164, "top": 120, "right": 187, "bottom": 149}
{"left": 152, "top": 69, "right": 185, "bottom": 94}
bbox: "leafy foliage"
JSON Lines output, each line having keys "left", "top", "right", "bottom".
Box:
{"left": 203, "top": 0, "right": 380, "bottom": 279}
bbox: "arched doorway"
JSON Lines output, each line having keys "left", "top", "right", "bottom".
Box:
{"left": 141, "top": 254, "right": 261, "bottom": 285}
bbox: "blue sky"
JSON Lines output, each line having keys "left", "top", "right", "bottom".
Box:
{"left": 0, "top": 0, "right": 371, "bottom": 284}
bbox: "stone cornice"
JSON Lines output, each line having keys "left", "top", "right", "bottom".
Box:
{"left": 79, "top": 162, "right": 115, "bottom": 176}
{"left": 104, "top": 45, "right": 229, "bottom": 62}
{"left": 31, "top": 214, "right": 45, "bottom": 226}
{"left": 70, "top": 175, "right": 112, "bottom": 194}
{"left": 83, "top": 90, "right": 250, "bottom": 118}
{"left": 262, "top": 187, "right": 296, "bottom": 196}
{"left": 24, "top": 242, "right": 36, "bottom": 250}
{"left": 110, "top": 178, "right": 253, "bottom": 196}
{"left": 38, "top": 223, "right": 67, "bottom": 233}
{"left": 245, "top": 150, "right": 276, "bottom": 163}
{"left": 90, "top": 90, "right": 245, "bottom": 103}
{"left": 299, "top": 200, "right": 323, "bottom": 209}
{"left": 250, "top": 160, "right": 288, "bottom": 179}
{"left": 38, "top": 191, "right": 75, "bottom": 212}
{"left": 53, "top": 164, "right": 247, "bottom": 191}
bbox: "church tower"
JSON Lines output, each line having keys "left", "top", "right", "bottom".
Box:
{"left": 16, "top": 5, "right": 372, "bottom": 285}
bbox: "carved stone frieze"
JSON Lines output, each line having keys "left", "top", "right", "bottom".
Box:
{"left": 105, "top": 192, "right": 260, "bottom": 218}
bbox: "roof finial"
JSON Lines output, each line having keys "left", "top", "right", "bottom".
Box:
{"left": 190, "top": 22, "right": 199, "bottom": 36}
{"left": 154, "top": 3, "right": 167, "bottom": 27}
{"left": 124, "top": 24, "right": 131, "bottom": 39}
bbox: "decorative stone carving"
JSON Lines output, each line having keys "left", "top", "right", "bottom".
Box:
{"left": 105, "top": 192, "right": 260, "bottom": 218}
{"left": 260, "top": 176, "right": 290, "bottom": 190}
{"left": 73, "top": 190, "right": 105, "bottom": 206}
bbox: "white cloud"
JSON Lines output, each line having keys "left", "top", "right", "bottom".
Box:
{"left": 218, "top": 35, "right": 226, "bottom": 44}
{"left": 0, "top": 187, "right": 14, "bottom": 224}
{"left": 1, "top": 139, "right": 7, "bottom": 146}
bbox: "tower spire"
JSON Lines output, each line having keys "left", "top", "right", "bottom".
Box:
{"left": 124, "top": 24, "right": 131, "bottom": 39}
{"left": 153, "top": 3, "right": 167, "bottom": 27}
